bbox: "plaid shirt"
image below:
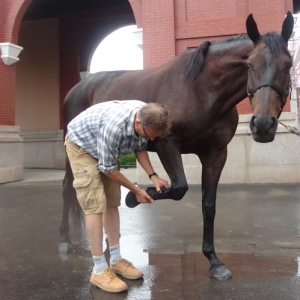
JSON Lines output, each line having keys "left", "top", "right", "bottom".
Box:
{"left": 67, "top": 100, "right": 148, "bottom": 173}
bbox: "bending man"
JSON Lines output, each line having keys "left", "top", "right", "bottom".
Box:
{"left": 65, "top": 100, "right": 171, "bottom": 293}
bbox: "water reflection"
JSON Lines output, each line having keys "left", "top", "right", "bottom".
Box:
{"left": 120, "top": 186, "right": 149, "bottom": 265}
{"left": 117, "top": 186, "right": 300, "bottom": 298}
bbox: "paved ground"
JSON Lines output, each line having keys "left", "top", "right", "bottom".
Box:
{"left": 1, "top": 169, "right": 300, "bottom": 300}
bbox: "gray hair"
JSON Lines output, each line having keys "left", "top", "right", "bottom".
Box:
{"left": 138, "top": 103, "right": 171, "bottom": 137}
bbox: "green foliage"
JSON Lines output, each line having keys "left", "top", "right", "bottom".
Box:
{"left": 118, "top": 152, "right": 136, "bottom": 166}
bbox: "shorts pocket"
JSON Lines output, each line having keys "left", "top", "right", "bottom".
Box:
{"left": 73, "top": 175, "right": 92, "bottom": 189}
{"left": 73, "top": 175, "right": 97, "bottom": 211}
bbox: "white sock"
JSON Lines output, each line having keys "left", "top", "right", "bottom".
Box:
{"left": 109, "top": 244, "right": 122, "bottom": 264}
{"left": 93, "top": 255, "right": 108, "bottom": 274}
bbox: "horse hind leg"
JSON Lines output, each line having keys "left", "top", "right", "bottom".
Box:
{"left": 59, "top": 161, "right": 77, "bottom": 254}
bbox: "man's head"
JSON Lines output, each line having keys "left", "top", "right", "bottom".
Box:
{"left": 135, "top": 103, "right": 171, "bottom": 140}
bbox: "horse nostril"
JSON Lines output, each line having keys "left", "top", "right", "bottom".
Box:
{"left": 270, "top": 116, "right": 278, "bottom": 133}
{"left": 250, "top": 116, "right": 257, "bottom": 133}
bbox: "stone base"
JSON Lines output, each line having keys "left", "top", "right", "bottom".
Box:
{"left": 20, "top": 129, "right": 66, "bottom": 169}
{"left": 0, "top": 125, "right": 23, "bottom": 183}
{"left": 1, "top": 112, "right": 299, "bottom": 184}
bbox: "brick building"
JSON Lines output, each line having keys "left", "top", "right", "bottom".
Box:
{"left": 0, "top": 0, "right": 299, "bottom": 183}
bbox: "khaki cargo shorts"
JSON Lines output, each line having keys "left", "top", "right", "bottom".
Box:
{"left": 64, "top": 135, "right": 121, "bottom": 214}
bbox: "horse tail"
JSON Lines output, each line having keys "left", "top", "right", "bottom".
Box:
{"left": 62, "top": 82, "right": 91, "bottom": 235}
{"left": 63, "top": 158, "right": 85, "bottom": 233}
{"left": 185, "top": 41, "right": 211, "bottom": 81}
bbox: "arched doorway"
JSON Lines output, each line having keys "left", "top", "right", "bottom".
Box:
{"left": 13, "top": 1, "right": 138, "bottom": 174}
{"left": 89, "top": 25, "right": 143, "bottom": 74}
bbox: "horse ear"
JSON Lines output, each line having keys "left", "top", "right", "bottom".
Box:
{"left": 281, "top": 11, "right": 294, "bottom": 44}
{"left": 246, "top": 14, "right": 261, "bottom": 44}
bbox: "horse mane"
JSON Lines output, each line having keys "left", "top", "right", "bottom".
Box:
{"left": 185, "top": 41, "right": 211, "bottom": 81}
{"left": 185, "top": 41, "right": 211, "bottom": 80}
{"left": 185, "top": 34, "right": 247, "bottom": 81}
{"left": 261, "top": 31, "right": 291, "bottom": 58}
{"left": 184, "top": 32, "right": 291, "bottom": 82}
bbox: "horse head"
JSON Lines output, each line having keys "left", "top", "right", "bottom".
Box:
{"left": 246, "top": 12, "right": 294, "bottom": 143}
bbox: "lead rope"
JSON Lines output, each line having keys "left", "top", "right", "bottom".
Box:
{"left": 278, "top": 121, "right": 300, "bottom": 137}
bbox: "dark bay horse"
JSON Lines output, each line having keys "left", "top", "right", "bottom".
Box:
{"left": 60, "top": 12, "right": 294, "bottom": 279}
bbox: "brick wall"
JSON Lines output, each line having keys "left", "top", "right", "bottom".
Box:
{"left": 0, "top": 0, "right": 295, "bottom": 125}
{"left": 0, "top": 65, "right": 15, "bottom": 125}
{"left": 0, "top": 0, "right": 32, "bottom": 125}
{"left": 174, "top": 0, "right": 293, "bottom": 114}
{"left": 142, "top": 0, "right": 176, "bottom": 68}
{"left": 129, "top": 0, "right": 142, "bottom": 28}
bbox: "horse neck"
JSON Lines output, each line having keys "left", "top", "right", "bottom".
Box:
{"left": 196, "top": 38, "right": 254, "bottom": 115}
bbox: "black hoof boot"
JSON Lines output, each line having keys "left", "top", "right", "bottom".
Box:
{"left": 125, "top": 191, "right": 140, "bottom": 208}
{"left": 125, "top": 187, "right": 159, "bottom": 208}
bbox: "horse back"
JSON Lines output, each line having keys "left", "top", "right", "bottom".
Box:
{"left": 64, "top": 60, "right": 187, "bottom": 121}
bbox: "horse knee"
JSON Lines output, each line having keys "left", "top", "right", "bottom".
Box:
{"left": 172, "top": 185, "right": 188, "bottom": 200}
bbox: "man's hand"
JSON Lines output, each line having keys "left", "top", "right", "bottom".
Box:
{"left": 151, "top": 176, "right": 169, "bottom": 193}
{"left": 135, "top": 188, "right": 153, "bottom": 204}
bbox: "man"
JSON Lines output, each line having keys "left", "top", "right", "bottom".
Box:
{"left": 65, "top": 100, "right": 171, "bottom": 293}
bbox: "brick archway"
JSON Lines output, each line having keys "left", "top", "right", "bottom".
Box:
{"left": 129, "top": 0, "right": 142, "bottom": 28}
{"left": 0, "top": 0, "right": 32, "bottom": 125}
{"left": 4, "top": 0, "right": 32, "bottom": 43}
{"left": 0, "top": 0, "right": 140, "bottom": 183}
{"left": 0, "top": 0, "right": 139, "bottom": 126}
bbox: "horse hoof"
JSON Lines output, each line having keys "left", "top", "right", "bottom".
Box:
{"left": 210, "top": 265, "right": 232, "bottom": 280}
{"left": 125, "top": 191, "right": 140, "bottom": 208}
{"left": 59, "top": 242, "right": 75, "bottom": 254}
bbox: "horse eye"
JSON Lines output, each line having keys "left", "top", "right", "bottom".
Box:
{"left": 285, "top": 61, "right": 293, "bottom": 71}
{"left": 245, "top": 62, "right": 252, "bottom": 71}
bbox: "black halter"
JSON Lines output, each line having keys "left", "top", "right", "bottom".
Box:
{"left": 247, "top": 82, "right": 291, "bottom": 118}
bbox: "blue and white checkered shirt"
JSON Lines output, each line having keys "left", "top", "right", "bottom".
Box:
{"left": 67, "top": 100, "right": 148, "bottom": 173}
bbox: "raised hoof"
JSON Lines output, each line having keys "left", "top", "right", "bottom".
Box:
{"left": 210, "top": 265, "right": 232, "bottom": 280}
{"left": 59, "top": 242, "right": 75, "bottom": 254}
{"left": 125, "top": 191, "right": 140, "bottom": 208}
{"left": 125, "top": 187, "right": 161, "bottom": 208}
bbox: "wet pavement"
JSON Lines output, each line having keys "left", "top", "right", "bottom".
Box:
{"left": 1, "top": 170, "right": 300, "bottom": 300}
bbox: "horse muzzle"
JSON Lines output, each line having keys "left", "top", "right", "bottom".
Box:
{"left": 250, "top": 114, "right": 278, "bottom": 143}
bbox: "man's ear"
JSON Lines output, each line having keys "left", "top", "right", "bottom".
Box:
{"left": 135, "top": 118, "right": 142, "bottom": 125}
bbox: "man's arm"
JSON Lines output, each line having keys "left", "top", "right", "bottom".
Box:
{"left": 134, "top": 150, "right": 169, "bottom": 192}
{"left": 134, "top": 150, "right": 155, "bottom": 176}
{"left": 104, "top": 169, "right": 153, "bottom": 204}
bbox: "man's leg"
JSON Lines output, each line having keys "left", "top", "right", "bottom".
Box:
{"left": 85, "top": 213, "right": 104, "bottom": 256}
{"left": 103, "top": 207, "right": 120, "bottom": 247}
{"left": 65, "top": 136, "right": 127, "bottom": 293}
{"left": 85, "top": 211, "right": 128, "bottom": 293}
{"left": 103, "top": 207, "right": 122, "bottom": 264}
{"left": 103, "top": 206, "right": 143, "bottom": 280}
{"left": 102, "top": 173, "right": 143, "bottom": 280}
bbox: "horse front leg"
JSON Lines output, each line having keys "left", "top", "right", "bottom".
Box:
{"left": 126, "top": 136, "right": 188, "bottom": 207}
{"left": 198, "top": 147, "right": 232, "bottom": 280}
